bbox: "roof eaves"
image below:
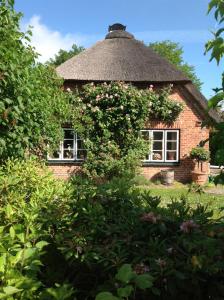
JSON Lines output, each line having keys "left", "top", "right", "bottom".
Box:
{"left": 182, "top": 82, "right": 221, "bottom": 123}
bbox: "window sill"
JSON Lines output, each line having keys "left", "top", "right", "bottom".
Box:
{"left": 142, "top": 162, "right": 180, "bottom": 167}
{"left": 47, "top": 160, "right": 83, "bottom": 165}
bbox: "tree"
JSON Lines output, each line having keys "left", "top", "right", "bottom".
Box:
{"left": 0, "top": 0, "right": 70, "bottom": 160}
{"left": 149, "top": 40, "right": 203, "bottom": 90}
{"left": 47, "top": 44, "right": 85, "bottom": 67}
{"left": 205, "top": 0, "right": 224, "bottom": 181}
{"left": 205, "top": 0, "right": 224, "bottom": 108}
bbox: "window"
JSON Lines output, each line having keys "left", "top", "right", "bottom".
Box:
{"left": 48, "top": 128, "right": 86, "bottom": 161}
{"left": 141, "top": 129, "right": 179, "bottom": 163}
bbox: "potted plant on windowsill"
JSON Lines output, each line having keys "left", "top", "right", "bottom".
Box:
{"left": 190, "top": 147, "right": 210, "bottom": 185}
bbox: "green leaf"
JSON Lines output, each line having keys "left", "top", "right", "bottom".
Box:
{"left": 117, "top": 285, "right": 133, "bottom": 298}
{"left": 16, "top": 232, "right": 25, "bottom": 243}
{"left": 134, "top": 274, "right": 153, "bottom": 290}
{"left": 0, "top": 254, "right": 7, "bottom": 273}
{"left": 23, "top": 248, "right": 36, "bottom": 260}
{"left": 9, "top": 226, "right": 15, "bottom": 239}
{"left": 3, "top": 286, "right": 22, "bottom": 295}
{"left": 36, "top": 241, "right": 49, "bottom": 250}
{"left": 5, "top": 204, "right": 13, "bottom": 218}
{"left": 95, "top": 292, "right": 119, "bottom": 300}
{"left": 208, "top": 91, "right": 224, "bottom": 108}
{"left": 115, "top": 264, "right": 133, "bottom": 284}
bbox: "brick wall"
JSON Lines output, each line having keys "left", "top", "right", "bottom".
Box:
{"left": 49, "top": 164, "right": 81, "bottom": 180}
{"left": 141, "top": 85, "right": 209, "bottom": 183}
{"left": 48, "top": 84, "right": 210, "bottom": 183}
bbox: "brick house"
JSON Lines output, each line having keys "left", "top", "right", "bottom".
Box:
{"left": 48, "top": 24, "right": 218, "bottom": 182}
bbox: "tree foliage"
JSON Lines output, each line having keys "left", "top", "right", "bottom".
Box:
{"left": 206, "top": 0, "right": 224, "bottom": 170}
{"left": 149, "top": 40, "right": 203, "bottom": 90}
{"left": 47, "top": 44, "right": 85, "bottom": 67}
{"left": 0, "top": 0, "right": 70, "bottom": 161}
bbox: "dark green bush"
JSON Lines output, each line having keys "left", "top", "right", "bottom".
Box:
{"left": 1, "top": 160, "right": 224, "bottom": 299}
{"left": 57, "top": 176, "right": 224, "bottom": 300}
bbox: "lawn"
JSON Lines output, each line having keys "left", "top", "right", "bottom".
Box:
{"left": 134, "top": 178, "right": 224, "bottom": 218}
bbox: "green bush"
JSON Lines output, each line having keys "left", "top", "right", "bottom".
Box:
{"left": 57, "top": 176, "right": 224, "bottom": 299}
{"left": 190, "top": 147, "right": 210, "bottom": 162}
{"left": 0, "top": 159, "right": 74, "bottom": 299}
{"left": 1, "top": 162, "right": 224, "bottom": 299}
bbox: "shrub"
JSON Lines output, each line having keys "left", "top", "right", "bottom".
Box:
{"left": 1, "top": 163, "right": 224, "bottom": 299}
{"left": 190, "top": 147, "right": 210, "bottom": 162}
{"left": 0, "top": 159, "right": 74, "bottom": 299}
{"left": 56, "top": 176, "right": 224, "bottom": 299}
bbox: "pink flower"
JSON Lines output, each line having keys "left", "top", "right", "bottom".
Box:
{"left": 149, "top": 84, "right": 154, "bottom": 91}
{"left": 180, "top": 220, "right": 199, "bottom": 233}
{"left": 140, "top": 212, "right": 161, "bottom": 224}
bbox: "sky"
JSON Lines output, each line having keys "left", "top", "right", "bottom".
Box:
{"left": 15, "top": 0, "right": 223, "bottom": 98}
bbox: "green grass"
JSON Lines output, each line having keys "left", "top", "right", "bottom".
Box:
{"left": 134, "top": 178, "right": 224, "bottom": 218}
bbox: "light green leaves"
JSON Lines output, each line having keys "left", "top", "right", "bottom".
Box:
{"left": 2, "top": 286, "right": 22, "bottom": 296}
{"left": 0, "top": 0, "right": 70, "bottom": 161}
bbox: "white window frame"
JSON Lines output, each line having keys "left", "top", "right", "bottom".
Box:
{"left": 48, "top": 128, "right": 85, "bottom": 161}
{"left": 141, "top": 129, "right": 179, "bottom": 163}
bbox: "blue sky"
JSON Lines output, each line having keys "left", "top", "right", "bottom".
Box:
{"left": 16, "top": 0, "right": 223, "bottom": 98}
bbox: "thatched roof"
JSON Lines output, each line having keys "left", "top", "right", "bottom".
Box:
{"left": 56, "top": 24, "right": 220, "bottom": 122}
{"left": 56, "top": 26, "right": 190, "bottom": 83}
{"left": 182, "top": 83, "right": 221, "bottom": 123}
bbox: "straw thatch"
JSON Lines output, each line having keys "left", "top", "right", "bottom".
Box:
{"left": 56, "top": 25, "right": 220, "bottom": 122}
{"left": 56, "top": 29, "right": 190, "bottom": 82}
{"left": 182, "top": 83, "right": 221, "bottom": 123}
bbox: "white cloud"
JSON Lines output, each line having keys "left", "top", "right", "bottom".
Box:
{"left": 22, "top": 15, "right": 100, "bottom": 63}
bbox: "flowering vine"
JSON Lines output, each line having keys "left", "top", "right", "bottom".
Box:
{"left": 70, "top": 82, "right": 183, "bottom": 179}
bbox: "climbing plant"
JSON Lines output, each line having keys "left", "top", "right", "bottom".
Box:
{"left": 70, "top": 82, "right": 183, "bottom": 180}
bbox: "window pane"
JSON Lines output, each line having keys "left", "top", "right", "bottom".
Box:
{"left": 64, "top": 140, "right": 74, "bottom": 149}
{"left": 77, "top": 150, "right": 87, "bottom": 160}
{"left": 77, "top": 139, "right": 84, "bottom": 149}
{"left": 153, "top": 141, "right": 163, "bottom": 150}
{"left": 167, "top": 131, "right": 177, "bottom": 140}
{"left": 51, "top": 150, "right": 60, "bottom": 159}
{"left": 153, "top": 131, "right": 163, "bottom": 140}
{"left": 152, "top": 151, "right": 163, "bottom": 161}
{"left": 64, "top": 129, "right": 74, "bottom": 139}
{"left": 144, "top": 154, "right": 149, "bottom": 161}
{"left": 167, "top": 141, "right": 177, "bottom": 150}
{"left": 166, "top": 151, "right": 177, "bottom": 161}
{"left": 63, "top": 149, "right": 74, "bottom": 159}
{"left": 141, "top": 131, "right": 149, "bottom": 140}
